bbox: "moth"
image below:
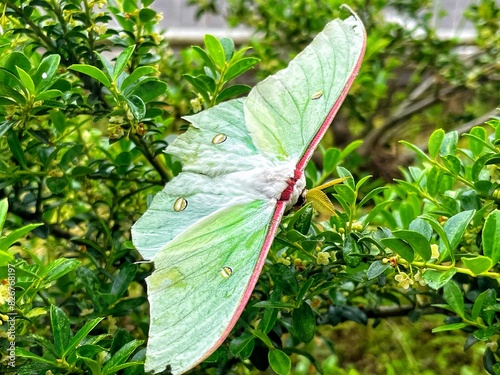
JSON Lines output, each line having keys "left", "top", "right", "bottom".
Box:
{"left": 132, "top": 7, "right": 366, "bottom": 374}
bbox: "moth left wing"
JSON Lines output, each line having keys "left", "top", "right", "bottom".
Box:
{"left": 145, "top": 199, "right": 276, "bottom": 375}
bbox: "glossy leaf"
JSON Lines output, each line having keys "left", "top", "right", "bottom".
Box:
{"left": 482, "top": 210, "right": 500, "bottom": 264}
{"left": 443, "top": 281, "right": 464, "bottom": 318}
{"left": 268, "top": 349, "right": 291, "bottom": 375}
{"left": 68, "top": 64, "right": 111, "bottom": 87}
{"left": 462, "top": 256, "right": 492, "bottom": 275}
{"left": 393, "top": 229, "right": 431, "bottom": 261}
{"left": 422, "top": 269, "right": 457, "bottom": 290}
{"left": 381, "top": 237, "right": 414, "bottom": 262}
{"left": 204, "top": 34, "right": 226, "bottom": 68}
{"left": 428, "top": 128, "right": 445, "bottom": 158}
{"left": 292, "top": 302, "right": 316, "bottom": 343}
{"left": 50, "top": 305, "right": 72, "bottom": 357}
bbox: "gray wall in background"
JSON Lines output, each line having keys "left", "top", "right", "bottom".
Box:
{"left": 151, "top": 0, "right": 496, "bottom": 45}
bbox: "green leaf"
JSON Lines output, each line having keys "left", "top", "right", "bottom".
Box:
{"left": 323, "top": 148, "right": 341, "bottom": 173}
{"left": 393, "top": 229, "right": 431, "bottom": 261}
{"left": 381, "top": 237, "right": 414, "bottom": 262}
{"left": 46, "top": 176, "right": 69, "bottom": 194}
{"left": 3, "top": 52, "right": 31, "bottom": 75}
{"left": 0, "top": 198, "right": 7, "bottom": 233}
{"left": 204, "top": 34, "right": 226, "bottom": 68}
{"left": 0, "top": 223, "right": 43, "bottom": 251}
{"left": 441, "top": 155, "right": 462, "bottom": 175}
{"left": 113, "top": 45, "right": 136, "bottom": 80}
{"left": 40, "top": 258, "right": 80, "bottom": 283}
{"left": 291, "top": 302, "right": 316, "bottom": 343}
{"left": 69, "top": 64, "right": 111, "bottom": 87}
{"left": 367, "top": 260, "right": 390, "bottom": 280}
{"left": 422, "top": 269, "right": 457, "bottom": 290}
{"left": 139, "top": 8, "right": 156, "bottom": 23}
{"left": 16, "top": 347, "right": 59, "bottom": 365}
{"left": 102, "top": 340, "right": 144, "bottom": 375}
{"left": 400, "top": 140, "right": 432, "bottom": 163}
{"left": 126, "top": 95, "right": 146, "bottom": 120}
{"left": 220, "top": 37, "right": 235, "bottom": 61}
{"left": 60, "top": 144, "right": 84, "bottom": 170}
{"left": 439, "top": 131, "right": 458, "bottom": 156}
{"left": 7, "top": 129, "right": 27, "bottom": 168}
{"left": 462, "top": 256, "right": 492, "bottom": 275}
{"left": 229, "top": 332, "right": 255, "bottom": 359}
{"left": 192, "top": 46, "right": 217, "bottom": 74}
{"left": 35, "top": 89, "right": 63, "bottom": 101}
{"left": 468, "top": 126, "right": 488, "bottom": 156}
{"left": 50, "top": 305, "right": 72, "bottom": 357}
{"left": 215, "top": 84, "right": 251, "bottom": 103}
{"left": 33, "top": 54, "right": 60, "bottom": 92}
{"left": 15, "top": 66, "right": 35, "bottom": 94}
{"left": 428, "top": 129, "right": 445, "bottom": 158}
{"left": 343, "top": 234, "right": 362, "bottom": 267}
{"left": 432, "top": 323, "right": 467, "bottom": 333}
{"left": 224, "top": 57, "right": 260, "bottom": 82}
{"left": 443, "top": 281, "right": 464, "bottom": 318}
{"left": 409, "top": 218, "right": 433, "bottom": 240}
{"left": 120, "top": 66, "right": 158, "bottom": 91}
{"left": 110, "top": 263, "right": 137, "bottom": 300}
{"left": 64, "top": 317, "right": 104, "bottom": 357}
{"left": 131, "top": 80, "right": 167, "bottom": 102}
{"left": 268, "top": 349, "right": 291, "bottom": 375}
{"left": 482, "top": 210, "right": 500, "bottom": 264}
{"left": 439, "top": 210, "right": 475, "bottom": 261}
{"left": 471, "top": 290, "right": 488, "bottom": 321}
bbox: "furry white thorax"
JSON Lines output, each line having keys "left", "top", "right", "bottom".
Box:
{"left": 221, "top": 158, "right": 306, "bottom": 210}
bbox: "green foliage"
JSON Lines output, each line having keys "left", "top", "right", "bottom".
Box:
{"left": 0, "top": 0, "right": 499, "bottom": 374}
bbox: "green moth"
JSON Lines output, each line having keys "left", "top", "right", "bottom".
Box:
{"left": 132, "top": 7, "right": 366, "bottom": 374}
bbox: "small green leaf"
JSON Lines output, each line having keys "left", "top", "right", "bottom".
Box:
{"left": 409, "top": 218, "right": 432, "bottom": 241}
{"left": 468, "top": 126, "right": 487, "bottom": 156}
{"left": 432, "top": 322, "right": 467, "bottom": 333}
{"left": 139, "top": 8, "right": 156, "bottom": 23}
{"left": 69, "top": 64, "right": 111, "bottom": 87}
{"left": 439, "top": 210, "right": 475, "bottom": 261}
{"left": 40, "top": 258, "right": 80, "bottom": 283}
{"left": 291, "top": 302, "right": 316, "bottom": 343}
{"left": 46, "top": 176, "right": 69, "bottom": 194}
{"left": 462, "top": 256, "right": 492, "bottom": 275}
{"left": 473, "top": 327, "right": 496, "bottom": 341}
{"left": 224, "top": 57, "right": 260, "bottom": 82}
{"left": 50, "top": 305, "right": 72, "bottom": 357}
{"left": 439, "top": 131, "right": 458, "bottom": 156}
{"left": 400, "top": 141, "right": 432, "bottom": 163}
{"left": 35, "top": 89, "right": 63, "bottom": 101}
{"left": 471, "top": 290, "right": 488, "bottom": 321}
{"left": 126, "top": 95, "right": 146, "bottom": 120}
{"left": 110, "top": 263, "right": 137, "bottom": 300}
{"left": 343, "top": 234, "right": 362, "bottom": 267}
{"left": 120, "top": 66, "right": 158, "bottom": 91}
{"left": 7, "top": 129, "right": 27, "bottom": 168}
{"left": 366, "top": 260, "right": 390, "bottom": 280}
{"left": 323, "top": 148, "right": 341, "bottom": 173}
{"left": 113, "top": 45, "right": 136, "bottom": 80}
{"left": 15, "top": 66, "right": 35, "bottom": 94}
{"left": 33, "top": 54, "right": 60, "bottom": 92}
{"left": 131, "top": 80, "right": 167, "bottom": 102}
{"left": 443, "top": 281, "right": 464, "bottom": 318}
{"left": 441, "top": 155, "right": 462, "bottom": 175}
{"left": 428, "top": 129, "right": 445, "bottom": 158}
{"left": 393, "top": 229, "right": 431, "bottom": 261}
{"left": 422, "top": 269, "right": 457, "bottom": 290}
{"left": 64, "top": 317, "right": 104, "bottom": 357}
{"left": 268, "top": 349, "right": 291, "bottom": 375}
{"left": 102, "top": 339, "right": 144, "bottom": 375}
{"left": 381, "top": 237, "right": 414, "bottom": 263}
{"left": 204, "top": 34, "right": 226, "bottom": 68}
{"left": 482, "top": 210, "right": 500, "bottom": 264}
{"left": 192, "top": 46, "right": 217, "bottom": 74}
{"left": 215, "top": 84, "right": 251, "bottom": 103}
{"left": 0, "top": 198, "right": 7, "bottom": 233}
{"left": 219, "top": 37, "right": 235, "bottom": 61}
{"left": 0, "top": 223, "right": 43, "bottom": 251}
{"left": 229, "top": 333, "right": 255, "bottom": 359}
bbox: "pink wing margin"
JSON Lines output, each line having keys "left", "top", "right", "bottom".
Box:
{"left": 201, "top": 8, "right": 367, "bottom": 364}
